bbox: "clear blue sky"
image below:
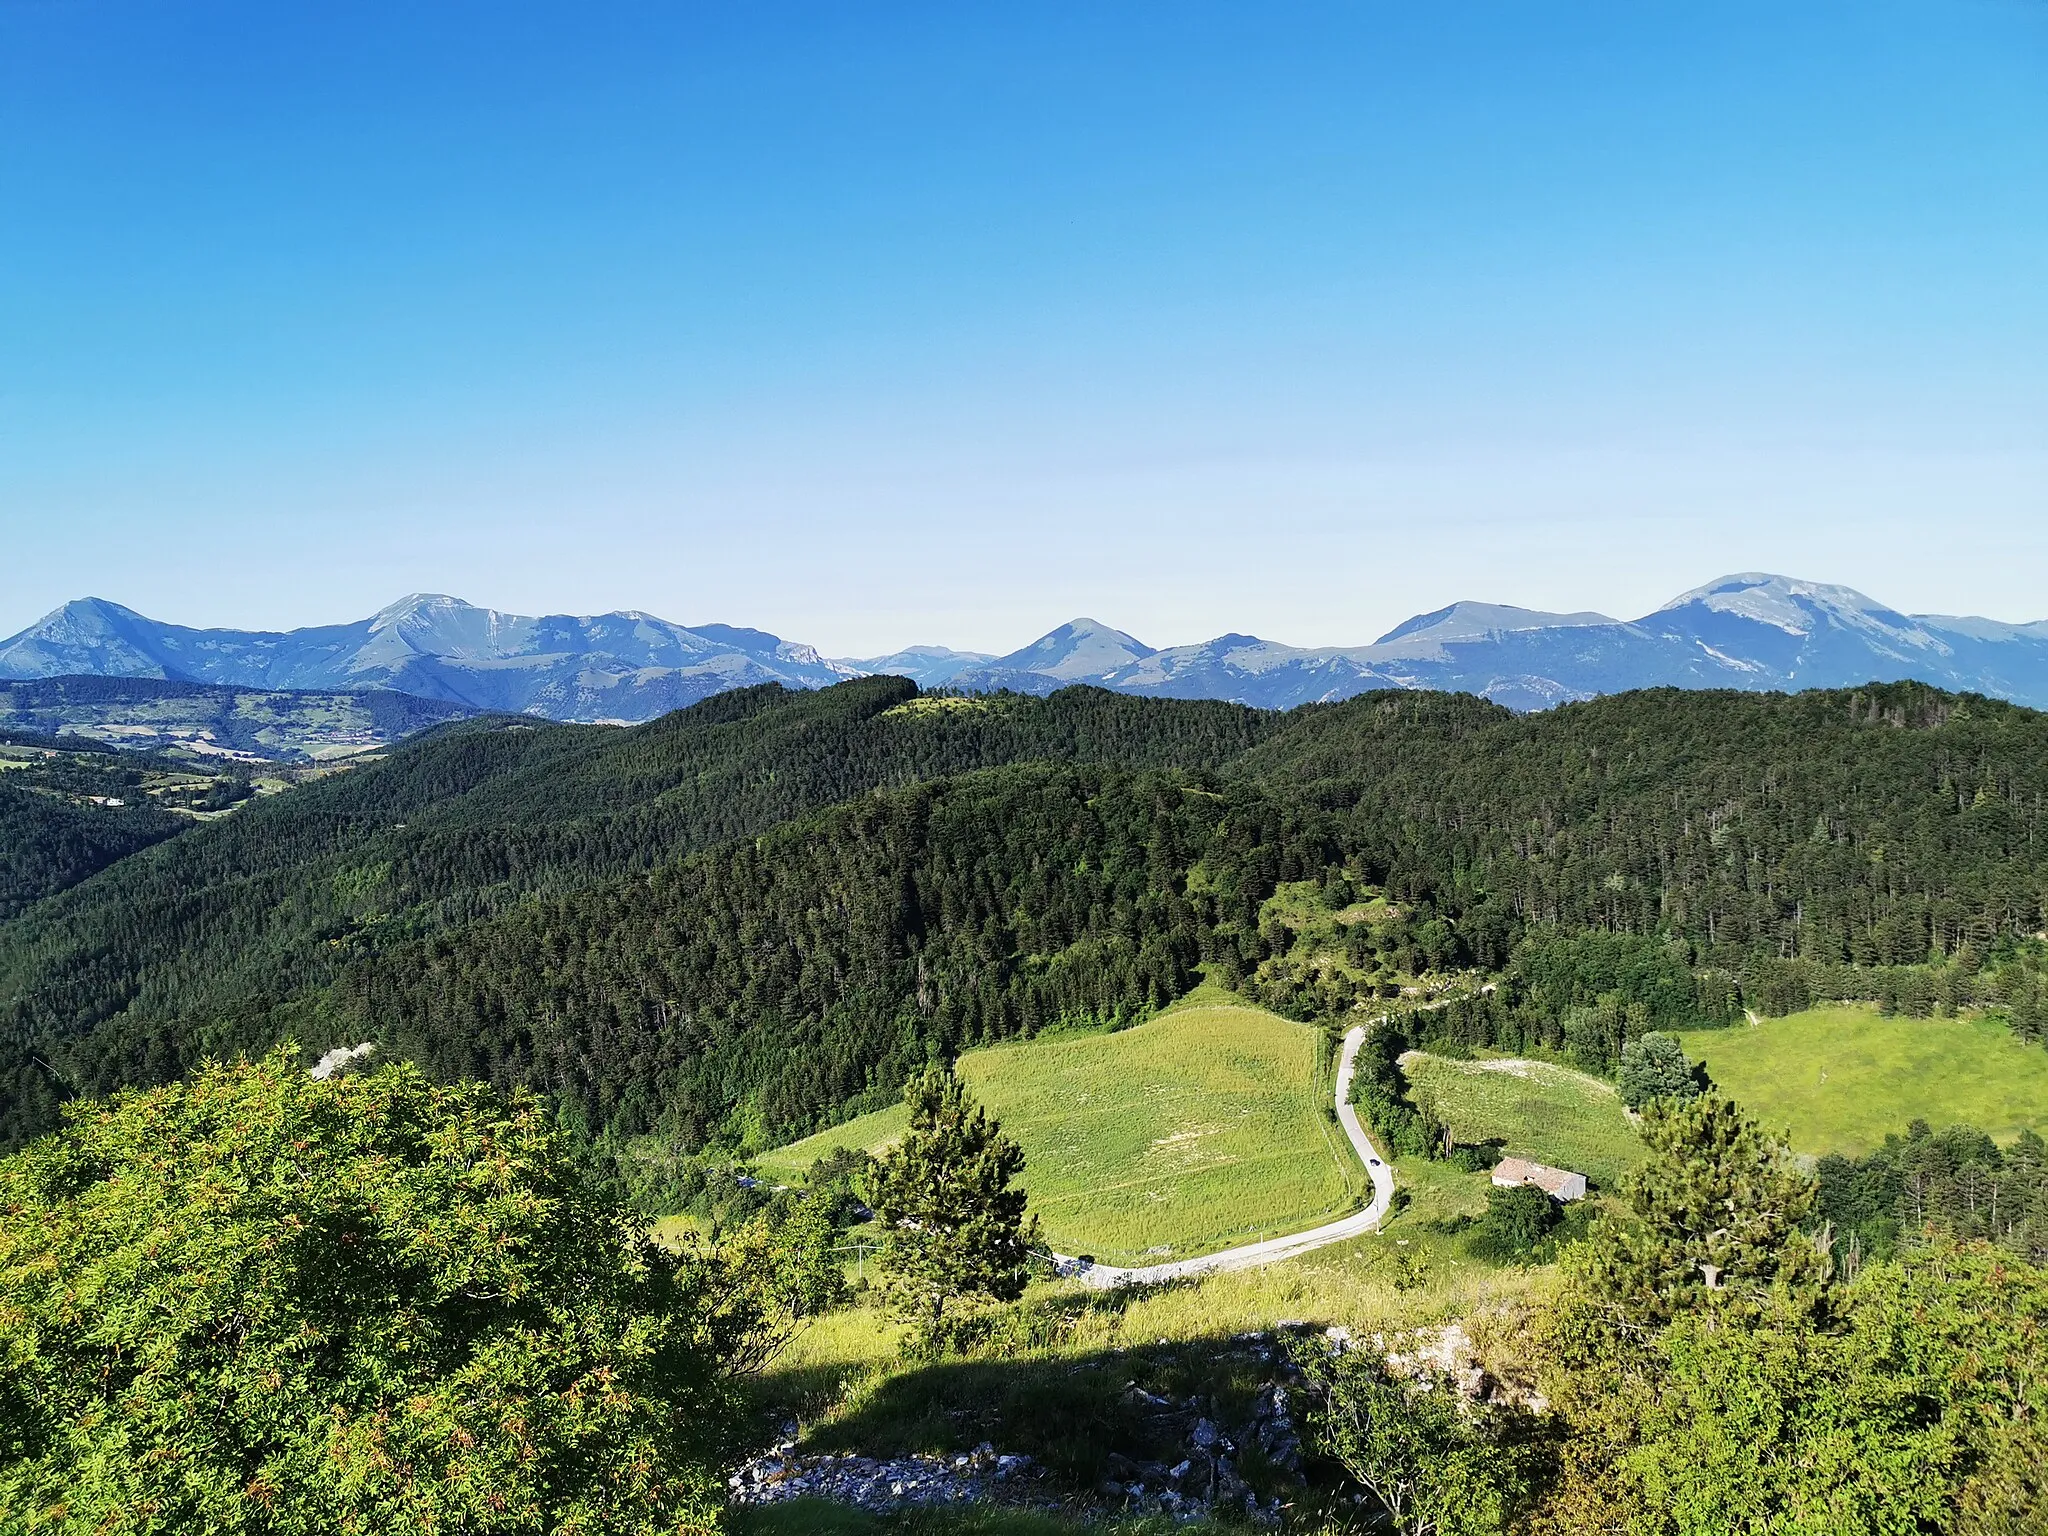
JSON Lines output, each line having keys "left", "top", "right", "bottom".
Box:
{"left": 3, "top": 1, "right": 2044, "bottom": 654}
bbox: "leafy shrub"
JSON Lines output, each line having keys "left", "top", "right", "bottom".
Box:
{"left": 0, "top": 1052, "right": 821, "bottom": 1535}
{"left": 1291, "top": 1336, "right": 1539, "bottom": 1535}
{"left": 1471, "top": 1184, "right": 1561, "bottom": 1262}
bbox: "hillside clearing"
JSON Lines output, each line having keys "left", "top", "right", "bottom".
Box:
{"left": 759, "top": 999, "right": 1361, "bottom": 1262}
{"left": 756, "top": 1104, "right": 912, "bottom": 1179}
{"left": 1400, "top": 1051, "right": 1642, "bottom": 1189}
{"left": 1675, "top": 1005, "right": 2048, "bottom": 1156}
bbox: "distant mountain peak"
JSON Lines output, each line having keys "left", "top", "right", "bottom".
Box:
{"left": 1654, "top": 573, "right": 1914, "bottom": 637}
{"left": 835, "top": 644, "right": 999, "bottom": 687}
{"left": 0, "top": 597, "right": 181, "bottom": 681}
{"left": 369, "top": 592, "right": 473, "bottom": 624}
{"left": 874, "top": 644, "right": 988, "bottom": 663}
{"left": 1375, "top": 601, "right": 1617, "bottom": 647}
{"left": 993, "top": 618, "right": 1156, "bottom": 681}
{"left": 1041, "top": 617, "right": 1146, "bottom": 645}
{"left": 31, "top": 596, "right": 160, "bottom": 635}
{"left": 687, "top": 623, "right": 786, "bottom": 654}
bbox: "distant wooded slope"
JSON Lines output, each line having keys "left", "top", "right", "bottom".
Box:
{"left": 2, "top": 677, "right": 2044, "bottom": 1158}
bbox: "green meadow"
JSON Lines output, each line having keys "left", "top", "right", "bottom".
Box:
{"left": 758, "top": 994, "right": 1361, "bottom": 1262}
{"left": 1399, "top": 1052, "right": 1643, "bottom": 1189}
{"left": 1675, "top": 1004, "right": 2048, "bottom": 1156}
{"left": 756, "top": 1103, "right": 912, "bottom": 1179}
{"left": 755, "top": 1143, "right": 1529, "bottom": 1499}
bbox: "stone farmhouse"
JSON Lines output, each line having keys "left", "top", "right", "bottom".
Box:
{"left": 1491, "top": 1156, "right": 1588, "bottom": 1202}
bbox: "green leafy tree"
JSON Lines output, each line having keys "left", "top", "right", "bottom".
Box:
{"left": 692, "top": 1190, "right": 849, "bottom": 1374}
{"left": 1293, "top": 1342, "right": 1537, "bottom": 1536}
{"left": 1473, "top": 1183, "right": 1561, "bottom": 1262}
{"left": 1617, "top": 1032, "right": 1702, "bottom": 1111}
{"left": 871, "top": 1067, "right": 1038, "bottom": 1338}
{"left": 1521, "top": 1095, "right": 2048, "bottom": 1534}
{"left": 1608, "top": 1242, "right": 2048, "bottom": 1536}
{"left": 0, "top": 1051, "right": 817, "bottom": 1535}
{"left": 803, "top": 1144, "right": 881, "bottom": 1228}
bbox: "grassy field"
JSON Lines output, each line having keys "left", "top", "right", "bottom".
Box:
{"left": 757, "top": 1103, "right": 912, "bottom": 1180}
{"left": 1675, "top": 1005, "right": 2048, "bottom": 1156}
{"left": 758, "top": 995, "right": 1361, "bottom": 1262}
{"left": 750, "top": 1000, "right": 1538, "bottom": 1505}
{"left": 1400, "top": 1052, "right": 1643, "bottom": 1189}
{"left": 756, "top": 1153, "right": 1529, "bottom": 1497}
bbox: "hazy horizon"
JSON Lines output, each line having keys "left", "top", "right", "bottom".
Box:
{"left": 3, "top": 2, "right": 2043, "bottom": 655}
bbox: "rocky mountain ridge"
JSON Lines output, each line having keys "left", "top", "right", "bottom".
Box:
{"left": 6, "top": 574, "right": 2046, "bottom": 721}
{"left": 867, "top": 575, "right": 2048, "bottom": 712}
{"left": 0, "top": 595, "right": 857, "bottom": 723}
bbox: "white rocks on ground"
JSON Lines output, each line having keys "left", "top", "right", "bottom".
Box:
{"left": 729, "top": 1439, "right": 1047, "bottom": 1515}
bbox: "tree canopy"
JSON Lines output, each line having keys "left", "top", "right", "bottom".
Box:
{"left": 1617, "top": 1032, "right": 1703, "bottom": 1110}
{"left": 0, "top": 1053, "right": 818, "bottom": 1535}
{"left": 1529, "top": 1094, "right": 2048, "bottom": 1533}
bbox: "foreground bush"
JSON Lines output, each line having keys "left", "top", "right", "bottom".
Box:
{"left": 0, "top": 1052, "right": 811, "bottom": 1535}
{"left": 1532, "top": 1094, "right": 2048, "bottom": 1533}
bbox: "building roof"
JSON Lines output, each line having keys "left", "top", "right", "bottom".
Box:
{"left": 1492, "top": 1156, "right": 1586, "bottom": 1198}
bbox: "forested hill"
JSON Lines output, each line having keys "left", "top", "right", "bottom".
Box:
{"left": 3, "top": 677, "right": 2045, "bottom": 1156}
{"left": 0, "top": 680, "right": 1273, "bottom": 1140}
{"left": 1242, "top": 684, "right": 2048, "bottom": 960}
{"left": 0, "top": 784, "right": 183, "bottom": 922}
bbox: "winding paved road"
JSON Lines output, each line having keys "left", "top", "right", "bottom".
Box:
{"left": 1056, "top": 1023, "right": 1394, "bottom": 1289}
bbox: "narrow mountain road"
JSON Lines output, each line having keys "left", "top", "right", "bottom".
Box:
{"left": 1056, "top": 1023, "right": 1394, "bottom": 1289}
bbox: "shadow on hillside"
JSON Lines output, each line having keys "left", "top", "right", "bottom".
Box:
{"left": 783, "top": 1306, "right": 1307, "bottom": 1502}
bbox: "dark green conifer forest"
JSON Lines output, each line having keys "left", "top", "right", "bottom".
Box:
{"left": 3, "top": 678, "right": 2046, "bottom": 1167}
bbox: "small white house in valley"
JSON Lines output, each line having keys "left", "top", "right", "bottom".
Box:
{"left": 1492, "top": 1156, "right": 1587, "bottom": 1202}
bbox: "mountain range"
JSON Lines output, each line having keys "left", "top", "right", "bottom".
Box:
{"left": 908, "top": 575, "right": 2048, "bottom": 713}
{"left": 3, "top": 574, "right": 2046, "bottom": 722}
{"left": 0, "top": 594, "right": 857, "bottom": 722}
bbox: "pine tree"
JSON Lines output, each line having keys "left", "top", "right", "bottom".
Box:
{"left": 1573, "top": 1093, "right": 1829, "bottom": 1335}
{"left": 871, "top": 1067, "right": 1039, "bottom": 1338}
{"left": 1616, "top": 1032, "right": 1702, "bottom": 1110}
{"left": 2014, "top": 982, "right": 2045, "bottom": 1044}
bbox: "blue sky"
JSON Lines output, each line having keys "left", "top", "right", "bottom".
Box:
{"left": 2, "top": 1, "right": 2044, "bottom": 655}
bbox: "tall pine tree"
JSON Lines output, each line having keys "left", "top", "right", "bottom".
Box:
{"left": 871, "top": 1068, "right": 1039, "bottom": 1339}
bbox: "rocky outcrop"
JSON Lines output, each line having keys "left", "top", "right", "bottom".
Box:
{"left": 729, "top": 1439, "right": 1048, "bottom": 1514}
{"left": 1097, "top": 1369, "right": 1294, "bottom": 1524}
{"left": 729, "top": 1327, "right": 1316, "bottom": 1524}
